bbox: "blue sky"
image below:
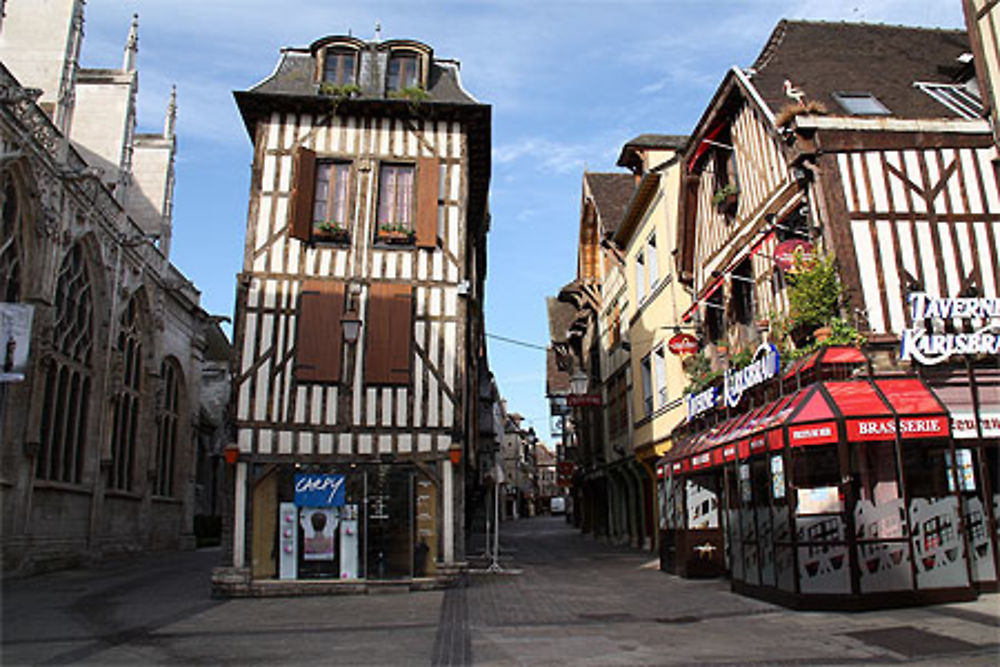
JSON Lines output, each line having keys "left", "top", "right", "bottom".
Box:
{"left": 82, "top": 0, "right": 964, "bottom": 445}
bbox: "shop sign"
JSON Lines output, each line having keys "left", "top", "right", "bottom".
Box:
{"left": 722, "top": 444, "right": 738, "bottom": 461}
{"left": 846, "top": 416, "right": 949, "bottom": 441}
{"left": 773, "top": 240, "right": 813, "bottom": 273}
{"left": 723, "top": 343, "right": 780, "bottom": 408}
{"left": 686, "top": 386, "right": 718, "bottom": 422}
{"left": 294, "top": 473, "right": 346, "bottom": 507}
{"left": 567, "top": 394, "right": 602, "bottom": 407}
{"left": 899, "top": 292, "right": 1000, "bottom": 365}
{"left": 691, "top": 452, "right": 712, "bottom": 469}
{"left": 557, "top": 460, "right": 575, "bottom": 487}
{"left": 788, "top": 421, "right": 838, "bottom": 447}
{"left": 668, "top": 333, "right": 699, "bottom": 356}
{"left": 951, "top": 411, "right": 1000, "bottom": 439}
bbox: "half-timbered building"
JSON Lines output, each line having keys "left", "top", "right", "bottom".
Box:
{"left": 217, "top": 35, "right": 490, "bottom": 593}
{"left": 664, "top": 20, "right": 999, "bottom": 608}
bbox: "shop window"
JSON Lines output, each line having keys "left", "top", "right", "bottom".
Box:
{"left": 109, "top": 294, "right": 145, "bottom": 492}
{"left": 852, "top": 441, "right": 906, "bottom": 539}
{"left": 366, "top": 464, "right": 414, "bottom": 579}
{"left": 903, "top": 443, "right": 952, "bottom": 499}
{"left": 311, "top": 161, "right": 352, "bottom": 242}
{"left": 687, "top": 474, "right": 719, "bottom": 529}
{"left": 770, "top": 454, "right": 786, "bottom": 501}
{"left": 154, "top": 358, "right": 182, "bottom": 497}
{"left": 364, "top": 283, "right": 413, "bottom": 385}
{"left": 791, "top": 445, "right": 842, "bottom": 515}
{"left": 36, "top": 244, "right": 93, "bottom": 485}
{"left": 322, "top": 47, "right": 357, "bottom": 86}
{"left": 386, "top": 51, "right": 419, "bottom": 92}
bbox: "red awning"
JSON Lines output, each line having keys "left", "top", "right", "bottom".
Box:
{"left": 665, "top": 377, "right": 952, "bottom": 474}
{"left": 687, "top": 122, "right": 726, "bottom": 174}
{"left": 680, "top": 275, "right": 725, "bottom": 323}
{"left": 782, "top": 346, "right": 866, "bottom": 381}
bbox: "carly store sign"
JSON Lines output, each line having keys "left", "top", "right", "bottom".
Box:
{"left": 294, "top": 474, "right": 346, "bottom": 507}
{"left": 899, "top": 292, "right": 1000, "bottom": 365}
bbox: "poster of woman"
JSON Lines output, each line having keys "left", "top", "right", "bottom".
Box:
{"left": 300, "top": 508, "right": 338, "bottom": 561}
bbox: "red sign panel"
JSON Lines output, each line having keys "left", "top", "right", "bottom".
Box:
{"left": 788, "top": 421, "right": 839, "bottom": 447}
{"left": 690, "top": 452, "right": 713, "bottom": 470}
{"left": 773, "top": 239, "right": 814, "bottom": 272}
{"left": 846, "top": 416, "right": 949, "bottom": 441}
{"left": 567, "top": 394, "right": 602, "bottom": 407}
{"left": 668, "top": 333, "right": 699, "bottom": 356}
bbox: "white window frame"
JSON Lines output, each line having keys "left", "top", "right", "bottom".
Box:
{"left": 654, "top": 345, "right": 667, "bottom": 409}
{"left": 640, "top": 354, "right": 653, "bottom": 417}
{"left": 647, "top": 233, "right": 658, "bottom": 291}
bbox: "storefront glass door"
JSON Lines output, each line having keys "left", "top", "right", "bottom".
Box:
{"left": 365, "top": 464, "right": 414, "bottom": 580}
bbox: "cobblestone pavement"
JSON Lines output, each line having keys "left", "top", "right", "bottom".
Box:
{"left": 456, "top": 517, "right": 999, "bottom": 666}
{"left": 2, "top": 517, "right": 998, "bottom": 665}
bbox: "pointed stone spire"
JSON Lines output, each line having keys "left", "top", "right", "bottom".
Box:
{"left": 164, "top": 85, "right": 177, "bottom": 139}
{"left": 123, "top": 13, "right": 139, "bottom": 71}
{"left": 374, "top": 21, "right": 382, "bottom": 41}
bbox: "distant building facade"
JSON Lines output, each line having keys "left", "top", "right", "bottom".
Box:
{"left": 0, "top": 0, "right": 228, "bottom": 574}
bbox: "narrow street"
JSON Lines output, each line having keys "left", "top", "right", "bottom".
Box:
{"left": 2, "top": 517, "right": 998, "bottom": 665}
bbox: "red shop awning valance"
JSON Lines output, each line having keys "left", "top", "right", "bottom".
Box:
{"left": 661, "top": 377, "right": 951, "bottom": 474}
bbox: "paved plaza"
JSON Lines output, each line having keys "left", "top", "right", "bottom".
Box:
{"left": 2, "top": 516, "right": 998, "bottom": 665}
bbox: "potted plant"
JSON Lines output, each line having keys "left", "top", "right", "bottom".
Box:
{"left": 711, "top": 183, "right": 739, "bottom": 215}
{"left": 315, "top": 221, "right": 349, "bottom": 243}
{"left": 376, "top": 223, "right": 415, "bottom": 244}
{"left": 785, "top": 253, "right": 865, "bottom": 352}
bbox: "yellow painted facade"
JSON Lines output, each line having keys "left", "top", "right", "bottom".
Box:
{"left": 615, "top": 148, "right": 691, "bottom": 462}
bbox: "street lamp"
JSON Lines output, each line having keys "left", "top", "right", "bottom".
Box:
{"left": 569, "top": 369, "right": 588, "bottom": 396}
{"left": 341, "top": 309, "right": 362, "bottom": 344}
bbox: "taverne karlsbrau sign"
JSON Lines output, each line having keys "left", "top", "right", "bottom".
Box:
{"left": 899, "top": 292, "right": 1000, "bottom": 365}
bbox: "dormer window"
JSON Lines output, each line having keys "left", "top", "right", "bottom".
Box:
{"left": 387, "top": 51, "right": 419, "bottom": 92}
{"left": 323, "top": 47, "right": 357, "bottom": 85}
{"left": 833, "top": 92, "right": 890, "bottom": 116}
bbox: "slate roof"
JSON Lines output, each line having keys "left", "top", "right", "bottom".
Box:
{"left": 750, "top": 20, "right": 973, "bottom": 119}
{"left": 620, "top": 134, "right": 688, "bottom": 151}
{"left": 246, "top": 44, "right": 478, "bottom": 105}
{"left": 584, "top": 172, "right": 635, "bottom": 237}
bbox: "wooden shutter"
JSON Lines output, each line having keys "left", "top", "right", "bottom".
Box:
{"left": 415, "top": 157, "right": 440, "bottom": 248}
{"left": 295, "top": 280, "right": 345, "bottom": 383}
{"left": 288, "top": 146, "right": 316, "bottom": 241}
{"left": 364, "top": 283, "right": 413, "bottom": 384}
{"left": 678, "top": 174, "right": 700, "bottom": 278}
